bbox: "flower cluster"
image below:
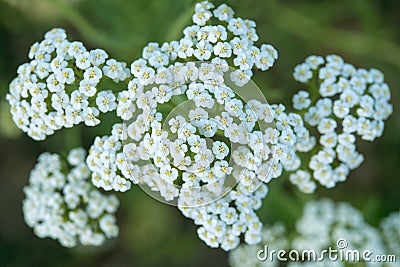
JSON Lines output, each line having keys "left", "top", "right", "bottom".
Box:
{"left": 87, "top": 124, "right": 134, "bottom": 192}
{"left": 10, "top": 0, "right": 395, "bottom": 256}
{"left": 84, "top": 1, "right": 314, "bottom": 251}
{"left": 125, "top": 0, "right": 278, "bottom": 92}
{"left": 291, "top": 199, "right": 385, "bottom": 255}
{"left": 180, "top": 183, "right": 269, "bottom": 251}
{"left": 23, "top": 148, "right": 119, "bottom": 247}
{"left": 87, "top": 52, "right": 317, "bottom": 249}
{"left": 175, "top": 103, "right": 315, "bottom": 251}
{"left": 228, "top": 223, "right": 287, "bottom": 267}
{"left": 381, "top": 210, "right": 400, "bottom": 257}
{"left": 229, "top": 199, "right": 397, "bottom": 267}
{"left": 290, "top": 55, "right": 392, "bottom": 191}
{"left": 6, "top": 28, "right": 130, "bottom": 140}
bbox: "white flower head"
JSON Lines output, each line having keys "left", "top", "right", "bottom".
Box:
{"left": 7, "top": 28, "right": 131, "bottom": 140}
{"left": 23, "top": 148, "right": 119, "bottom": 247}
{"left": 289, "top": 54, "right": 392, "bottom": 190}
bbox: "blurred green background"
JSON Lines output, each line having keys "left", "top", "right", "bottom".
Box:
{"left": 0, "top": 0, "right": 399, "bottom": 266}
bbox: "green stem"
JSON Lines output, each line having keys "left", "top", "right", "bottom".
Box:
{"left": 45, "top": 0, "right": 144, "bottom": 53}
{"left": 164, "top": 3, "right": 195, "bottom": 41}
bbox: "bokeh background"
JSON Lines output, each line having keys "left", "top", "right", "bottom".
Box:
{"left": 0, "top": 0, "right": 399, "bottom": 266}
